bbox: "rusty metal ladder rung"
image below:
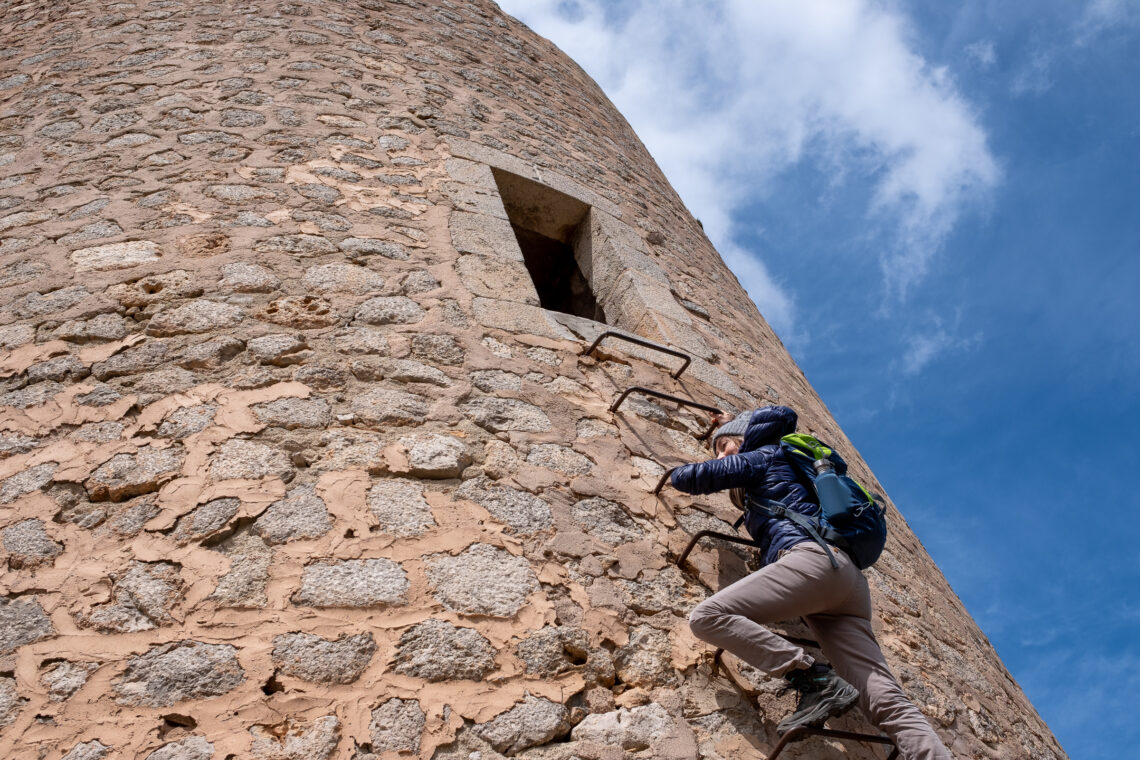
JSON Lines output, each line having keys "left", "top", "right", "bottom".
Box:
{"left": 583, "top": 330, "right": 693, "bottom": 378}
{"left": 610, "top": 386, "right": 723, "bottom": 440}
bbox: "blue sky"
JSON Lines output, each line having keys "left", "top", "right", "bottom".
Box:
{"left": 498, "top": 1, "right": 1139, "bottom": 757}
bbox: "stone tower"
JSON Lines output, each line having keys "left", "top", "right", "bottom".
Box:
{"left": 0, "top": 1, "right": 1063, "bottom": 758}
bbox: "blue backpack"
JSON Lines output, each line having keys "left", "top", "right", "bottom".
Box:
{"left": 745, "top": 433, "right": 888, "bottom": 570}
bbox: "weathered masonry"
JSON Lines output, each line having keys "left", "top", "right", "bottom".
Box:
{"left": 0, "top": 1, "right": 1064, "bottom": 759}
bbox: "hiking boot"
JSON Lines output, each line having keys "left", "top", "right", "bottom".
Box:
{"left": 776, "top": 663, "right": 859, "bottom": 736}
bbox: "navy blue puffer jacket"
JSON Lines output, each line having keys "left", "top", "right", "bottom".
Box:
{"left": 670, "top": 406, "right": 818, "bottom": 566}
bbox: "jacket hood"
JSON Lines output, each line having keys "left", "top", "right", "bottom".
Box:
{"left": 739, "top": 406, "right": 798, "bottom": 453}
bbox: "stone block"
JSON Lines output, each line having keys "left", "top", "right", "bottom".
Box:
{"left": 250, "top": 716, "right": 339, "bottom": 760}
{"left": 209, "top": 529, "right": 272, "bottom": 608}
{"left": 382, "top": 359, "right": 450, "bottom": 386}
{"left": 1, "top": 676, "right": 24, "bottom": 728}
{"left": 392, "top": 619, "right": 495, "bottom": 682}
{"left": 424, "top": 543, "right": 538, "bottom": 617}
{"left": 220, "top": 262, "right": 280, "bottom": 293}
{"left": 248, "top": 334, "right": 309, "bottom": 365}
{"left": 334, "top": 327, "right": 390, "bottom": 355}
{"left": 526, "top": 444, "right": 594, "bottom": 476}
{"left": 61, "top": 741, "right": 110, "bottom": 760}
{"left": 410, "top": 333, "right": 466, "bottom": 365}
{"left": 354, "top": 296, "right": 425, "bottom": 325}
{"left": 571, "top": 702, "right": 675, "bottom": 751}
{"left": 351, "top": 388, "right": 429, "bottom": 426}
{"left": 172, "top": 497, "right": 240, "bottom": 543}
{"left": 69, "top": 240, "right": 161, "bottom": 272}
{"left": 455, "top": 477, "right": 551, "bottom": 535}
{"left": 51, "top": 313, "right": 130, "bottom": 343}
{"left": 515, "top": 626, "right": 589, "bottom": 678}
{"left": 570, "top": 498, "right": 644, "bottom": 545}
{"left": 302, "top": 263, "right": 384, "bottom": 294}
{"left": 369, "top": 698, "right": 425, "bottom": 754}
{"left": 253, "top": 398, "right": 332, "bottom": 429}
{"left": 454, "top": 252, "right": 535, "bottom": 302}
{"left": 254, "top": 234, "right": 336, "bottom": 256}
{"left": 271, "top": 632, "right": 375, "bottom": 684}
{"left": 159, "top": 404, "right": 217, "bottom": 439}
{"left": 474, "top": 694, "right": 571, "bottom": 755}
{"left": 338, "top": 237, "right": 409, "bottom": 261}
{"left": 460, "top": 397, "right": 551, "bottom": 433}
{"left": 2, "top": 519, "right": 63, "bottom": 568}
{"left": 147, "top": 300, "right": 244, "bottom": 337}
{"left": 471, "top": 297, "right": 574, "bottom": 340}
{"left": 145, "top": 737, "right": 214, "bottom": 760}
{"left": 253, "top": 485, "right": 332, "bottom": 544}
{"left": 0, "top": 595, "right": 54, "bottom": 654}
{"left": 176, "top": 336, "right": 246, "bottom": 370}
{"left": 0, "top": 461, "right": 57, "bottom": 504}
{"left": 400, "top": 433, "right": 471, "bottom": 478}
{"left": 367, "top": 479, "right": 436, "bottom": 537}
{"left": 255, "top": 296, "right": 338, "bottom": 328}
{"left": 41, "top": 661, "right": 98, "bottom": 702}
{"left": 614, "top": 625, "right": 673, "bottom": 687}
{"left": 293, "top": 559, "right": 409, "bottom": 608}
{"left": 448, "top": 210, "right": 522, "bottom": 260}
{"left": 114, "top": 640, "right": 244, "bottom": 706}
{"left": 86, "top": 446, "right": 185, "bottom": 502}
{"left": 209, "top": 439, "right": 293, "bottom": 482}
{"left": 82, "top": 561, "right": 182, "bottom": 633}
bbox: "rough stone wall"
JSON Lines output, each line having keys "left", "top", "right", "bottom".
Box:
{"left": 0, "top": 1, "right": 1065, "bottom": 759}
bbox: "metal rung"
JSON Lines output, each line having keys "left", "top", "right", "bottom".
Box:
{"left": 610, "top": 386, "right": 722, "bottom": 439}
{"left": 583, "top": 331, "right": 692, "bottom": 378}
{"left": 766, "top": 726, "right": 899, "bottom": 760}
{"left": 653, "top": 466, "right": 676, "bottom": 495}
{"left": 677, "top": 529, "right": 757, "bottom": 566}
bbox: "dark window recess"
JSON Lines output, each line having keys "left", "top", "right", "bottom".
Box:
{"left": 492, "top": 168, "right": 606, "bottom": 323}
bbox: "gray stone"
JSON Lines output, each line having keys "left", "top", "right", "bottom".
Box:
{"left": 293, "top": 558, "right": 409, "bottom": 608}
{"left": 291, "top": 365, "right": 347, "bottom": 390}
{"left": 2, "top": 518, "right": 63, "bottom": 568}
{"left": 424, "top": 543, "right": 538, "bottom": 617}
{"left": 147, "top": 300, "right": 244, "bottom": 336}
{"left": 294, "top": 183, "right": 342, "bottom": 204}
{"left": 392, "top": 619, "right": 495, "bottom": 682}
{"left": 220, "top": 261, "right": 280, "bottom": 293}
{"left": 255, "top": 234, "right": 335, "bottom": 256}
{"left": 454, "top": 477, "right": 551, "bottom": 535}
{"left": 410, "top": 333, "right": 464, "bottom": 365}
{"left": 338, "top": 237, "right": 408, "bottom": 260}
{"left": 209, "top": 529, "right": 272, "bottom": 608}
{"left": 455, "top": 254, "right": 538, "bottom": 304}
{"left": 0, "top": 431, "right": 38, "bottom": 458}
{"left": 571, "top": 703, "right": 675, "bottom": 751}
{"left": 253, "top": 397, "right": 332, "bottom": 429}
{"left": 91, "top": 341, "right": 170, "bottom": 380}
{"left": 1, "top": 382, "right": 64, "bottom": 409}
{"left": 355, "top": 296, "right": 424, "bottom": 325}
{"left": 368, "top": 698, "right": 425, "bottom": 753}
{"left": 570, "top": 498, "right": 644, "bottom": 545}
{"left": 172, "top": 498, "right": 240, "bottom": 543}
{"left": 52, "top": 313, "right": 130, "bottom": 343}
{"left": 61, "top": 741, "right": 110, "bottom": 760}
{"left": 401, "top": 270, "right": 440, "bottom": 294}
{"left": 159, "top": 404, "right": 217, "bottom": 439}
{"left": 7, "top": 285, "right": 89, "bottom": 320}
{"left": 619, "top": 566, "right": 696, "bottom": 616}
{"left": 210, "top": 439, "right": 293, "bottom": 481}
{"left": 70, "top": 422, "right": 125, "bottom": 443}
{"left": 253, "top": 485, "right": 331, "bottom": 545}
{"left": 383, "top": 358, "right": 450, "bottom": 386}
{"left": 367, "top": 479, "right": 436, "bottom": 537}
{"left": 76, "top": 383, "right": 122, "bottom": 407}
{"left": 221, "top": 108, "right": 265, "bottom": 127}
{"left": 0, "top": 323, "right": 34, "bottom": 349}
{"left": 177, "top": 336, "right": 245, "bottom": 370}
{"left": 41, "top": 661, "right": 99, "bottom": 702}
{"left": 474, "top": 694, "right": 571, "bottom": 755}
{"left": 0, "top": 676, "right": 24, "bottom": 728}
{"left": 86, "top": 446, "right": 185, "bottom": 502}
{"left": 460, "top": 397, "right": 551, "bottom": 433}
{"left": 271, "top": 632, "right": 375, "bottom": 684}
{"left": 70, "top": 240, "right": 161, "bottom": 272}
{"left": 334, "top": 327, "right": 390, "bottom": 355}
{"left": 0, "top": 595, "right": 54, "bottom": 654}
{"left": 400, "top": 433, "right": 470, "bottom": 478}
{"left": 206, "top": 184, "right": 278, "bottom": 204}
{"left": 448, "top": 211, "right": 520, "bottom": 259}
{"left": 145, "top": 736, "right": 215, "bottom": 760}
{"left": 515, "top": 626, "right": 590, "bottom": 678}
{"left": 614, "top": 625, "right": 673, "bottom": 688}
{"left": 58, "top": 220, "right": 123, "bottom": 246}
{"left": 351, "top": 388, "right": 429, "bottom": 426}
{"left": 0, "top": 461, "right": 57, "bottom": 504}
{"left": 470, "top": 370, "right": 522, "bottom": 392}
{"left": 114, "top": 640, "right": 244, "bottom": 707}
{"left": 526, "top": 444, "right": 594, "bottom": 476}
{"left": 83, "top": 561, "right": 182, "bottom": 633}
{"left": 248, "top": 333, "right": 309, "bottom": 366}
{"left": 250, "top": 716, "right": 339, "bottom": 760}
{"left": 26, "top": 354, "right": 89, "bottom": 384}
{"left": 302, "top": 263, "right": 384, "bottom": 294}
{"left": 105, "top": 270, "right": 202, "bottom": 308}
{"left": 108, "top": 499, "right": 160, "bottom": 536}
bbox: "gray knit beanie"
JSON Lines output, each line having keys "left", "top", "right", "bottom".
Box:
{"left": 711, "top": 410, "right": 752, "bottom": 450}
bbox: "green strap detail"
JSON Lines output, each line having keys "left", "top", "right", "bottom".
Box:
{"left": 780, "top": 433, "right": 833, "bottom": 462}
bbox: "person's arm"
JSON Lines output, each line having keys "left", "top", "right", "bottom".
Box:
{"left": 670, "top": 449, "right": 772, "bottom": 495}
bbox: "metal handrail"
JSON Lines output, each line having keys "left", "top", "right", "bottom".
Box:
{"left": 610, "top": 386, "right": 722, "bottom": 439}
{"left": 583, "top": 331, "right": 692, "bottom": 378}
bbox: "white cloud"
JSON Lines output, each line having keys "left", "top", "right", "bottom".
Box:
{"left": 898, "top": 324, "right": 982, "bottom": 375}
{"left": 498, "top": 0, "right": 1000, "bottom": 330}
{"left": 1079, "top": 0, "right": 1140, "bottom": 39}
{"left": 965, "top": 39, "right": 997, "bottom": 67}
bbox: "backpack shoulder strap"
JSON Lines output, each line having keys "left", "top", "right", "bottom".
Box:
{"left": 748, "top": 495, "right": 840, "bottom": 570}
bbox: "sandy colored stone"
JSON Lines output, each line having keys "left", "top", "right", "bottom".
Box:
{"left": 69, "top": 240, "right": 160, "bottom": 272}
{"left": 159, "top": 404, "right": 217, "bottom": 439}
{"left": 351, "top": 388, "right": 429, "bottom": 426}
{"left": 147, "top": 300, "right": 244, "bottom": 336}
{"left": 354, "top": 296, "right": 425, "bottom": 325}
{"left": 571, "top": 702, "right": 675, "bottom": 751}
{"left": 302, "top": 263, "right": 384, "bottom": 294}
{"left": 220, "top": 261, "right": 280, "bottom": 292}
{"left": 253, "top": 397, "right": 332, "bottom": 429}
{"left": 460, "top": 397, "right": 551, "bottom": 433}
{"left": 400, "top": 433, "right": 470, "bottom": 478}
{"left": 255, "top": 295, "right": 338, "bottom": 328}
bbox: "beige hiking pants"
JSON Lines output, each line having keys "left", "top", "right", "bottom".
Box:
{"left": 689, "top": 542, "right": 951, "bottom": 760}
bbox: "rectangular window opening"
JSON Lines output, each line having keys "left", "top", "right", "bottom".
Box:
{"left": 491, "top": 168, "right": 607, "bottom": 324}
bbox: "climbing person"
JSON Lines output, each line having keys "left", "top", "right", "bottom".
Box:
{"left": 670, "top": 406, "right": 951, "bottom": 760}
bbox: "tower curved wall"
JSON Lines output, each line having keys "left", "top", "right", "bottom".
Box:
{"left": 0, "top": 1, "right": 1062, "bottom": 758}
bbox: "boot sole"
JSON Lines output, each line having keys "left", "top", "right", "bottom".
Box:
{"left": 776, "top": 684, "right": 859, "bottom": 736}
